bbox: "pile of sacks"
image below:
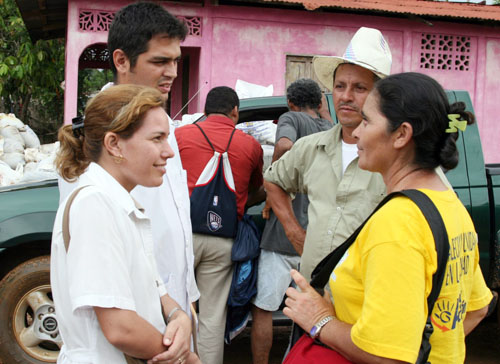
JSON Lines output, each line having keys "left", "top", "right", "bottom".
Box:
{"left": 0, "top": 113, "right": 59, "bottom": 187}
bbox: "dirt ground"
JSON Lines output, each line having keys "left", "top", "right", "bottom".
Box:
{"left": 1, "top": 316, "right": 496, "bottom": 364}
{"left": 223, "top": 317, "right": 500, "bottom": 364}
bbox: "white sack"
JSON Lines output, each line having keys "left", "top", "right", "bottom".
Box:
{"left": 24, "top": 148, "right": 46, "bottom": 163}
{"left": 236, "top": 120, "right": 277, "bottom": 145}
{"left": 21, "top": 153, "right": 57, "bottom": 183}
{"left": 24, "top": 162, "right": 38, "bottom": 173}
{"left": 235, "top": 79, "right": 273, "bottom": 99}
{"left": 0, "top": 125, "right": 25, "bottom": 147}
{"left": 3, "top": 138, "right": 24, "bottom": 154}
{"left": 173, "top": 113, "right": 204, "bottom": 128}
{"left": 37, "top": 153, "right": 57, "bottom": 172}
{"left": 0, "top": 113, "right": 25, "bottom": 129}
{"left": 0, "top": 161, "right": 23, "bottom": 186}
{"left": 20, "top": 125, "right": 41, "bottom": 148}
{"left": 261, "top": 144, "right": 274, "bottom": 172}
{"left": 0, "top": 152, "right": 25, "bottom": 170}
{"left": 0, "top": 136, "right": 3, "bottom": 156}
{"left": 21, "top": 169, "right": 58, "bottom": 183}
{"left": 40, "top": 142, "right": 58, "bottom": 155}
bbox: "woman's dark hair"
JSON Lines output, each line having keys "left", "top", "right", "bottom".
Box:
{"left": 373, "top": 72, "right": 475, "bottom": 171}
{"left": 286, "top": 78, "right": 322, "bottom": 110}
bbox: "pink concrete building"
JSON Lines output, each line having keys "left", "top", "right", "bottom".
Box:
{"left": 17, "top": 0, "right": 500, "bottom": 162}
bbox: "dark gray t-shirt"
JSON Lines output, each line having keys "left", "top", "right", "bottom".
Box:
{"left": 260, "top": 111, "right": 333, "bottom": 255}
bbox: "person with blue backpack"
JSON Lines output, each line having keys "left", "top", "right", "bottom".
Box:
{"left": 176, "top": 86, "right": 265, "bottom": 364}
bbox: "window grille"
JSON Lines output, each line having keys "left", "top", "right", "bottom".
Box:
{"left": 78, "top": 10, "right": 201, "bottom": 37}
{"left": 420, "top": 33, "right": 471, "bottom": 71}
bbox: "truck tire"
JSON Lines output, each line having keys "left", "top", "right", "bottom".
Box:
{"left": 0, "top": 256, "right": 60, "bottom": 363}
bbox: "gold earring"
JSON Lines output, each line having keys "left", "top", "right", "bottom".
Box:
{"left": 113, "top": 154, "right": 124, "bottom": 164}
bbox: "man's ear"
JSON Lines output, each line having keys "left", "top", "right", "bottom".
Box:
{"left": 103, "top": 131, "right": 122, "bottom": 158}
{"left": 287, "top": 100, "right": 300, "bottom": 112}
{"left": 229, "top": 106, "right": 239, "bottom": 124}
{"left": 393, "top": 121, "right": 413, "bottom": 149}
{"left": 113, "top": 49, "right": 131, "bottom": 80}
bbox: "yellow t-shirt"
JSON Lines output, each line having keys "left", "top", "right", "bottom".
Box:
{"left": 329, "top": 189, "right": 492, "bottom": 363}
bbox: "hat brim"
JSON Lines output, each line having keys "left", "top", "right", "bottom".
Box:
{"left": 313, "top": 56, "right": 388, "bottom": 91}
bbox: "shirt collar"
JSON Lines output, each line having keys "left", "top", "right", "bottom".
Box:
{"left": 204, "top": 114, "right": 236, "bottom": 128}
{"left": 319, "top": 124, "right": 343, "bottom": 156}
{"left": 79, "top": 162, "right": 143, "bottom": 216}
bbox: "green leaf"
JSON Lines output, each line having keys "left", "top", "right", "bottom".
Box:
{"left": 5, "top": 55, "right": 17, "bottom": 66}
{"left": 37, "top": 51, "right": 44, "bottom": 61}
{"left": 13, "top": 65, "right": 23, "bottom": 78}
{"left": 0, "top": 64, "right": 8, "bottom": 76}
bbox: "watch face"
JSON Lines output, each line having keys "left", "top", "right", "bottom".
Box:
{"left": 310, "top": 326, "right": 318, "bottom": 337}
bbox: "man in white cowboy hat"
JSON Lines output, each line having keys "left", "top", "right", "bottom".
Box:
{"left": 263, "top": 27, "right": 390, "bottom": 283}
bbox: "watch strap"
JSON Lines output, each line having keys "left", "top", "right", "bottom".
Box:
{"left": 309, "top": 315, "right": 334, "bottom": 339}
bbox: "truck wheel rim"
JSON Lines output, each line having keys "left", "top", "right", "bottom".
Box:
{"left": 13, "top": 284, "right": 61, "bottom": 362}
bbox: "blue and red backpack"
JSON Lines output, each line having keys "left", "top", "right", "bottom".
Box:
{"left": 190, "top": 123, "right": 238, "bottom": 238}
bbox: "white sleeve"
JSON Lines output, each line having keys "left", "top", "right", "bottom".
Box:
{"left": 66, "top": 190, "right": 136, "bottom": 312}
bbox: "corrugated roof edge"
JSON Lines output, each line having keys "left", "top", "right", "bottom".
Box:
{"left": 263, "top": 0, "right": 500, "bottom": 22}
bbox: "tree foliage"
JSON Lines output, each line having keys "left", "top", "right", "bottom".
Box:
{"left": 0, "top": 0, "right": 65, "bottom": 143}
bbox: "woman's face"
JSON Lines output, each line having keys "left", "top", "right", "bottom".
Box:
{"left": 353, "top": 91, "right": 395, "bottom": 174}
{"left": 117, "top": 106, "right": 174, "bottom": 191}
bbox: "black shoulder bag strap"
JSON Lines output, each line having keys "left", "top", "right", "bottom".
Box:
{"left": 194, "top": 123, "right": 237, "bottom": 153}
{"left": 304, "top": 189, "right": 449, "bottom": 363}
{"left": 408, "top": 190, "right": 450, "bottom": 364}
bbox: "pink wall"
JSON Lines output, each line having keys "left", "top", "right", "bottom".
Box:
{"left": 66, "top": 1, "right": 500, "bottom": 162}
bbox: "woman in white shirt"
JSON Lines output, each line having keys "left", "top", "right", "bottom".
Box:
{"left": 52, "top": 84, "right": 200, "bottom": 364}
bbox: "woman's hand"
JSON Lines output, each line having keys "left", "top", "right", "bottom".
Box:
{"left": 282, "top": 269, "right": 335, "bottom": 333}
{"left": 147, "top": 310, "right": 192, "bottom": 364}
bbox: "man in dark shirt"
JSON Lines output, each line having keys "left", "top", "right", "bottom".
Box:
{"left": 250, "top": 79, "right": 333, "bottom": 364}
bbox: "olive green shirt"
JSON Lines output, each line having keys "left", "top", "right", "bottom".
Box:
{"left": 264, "top": 124, "right": 387, "bottom": 281}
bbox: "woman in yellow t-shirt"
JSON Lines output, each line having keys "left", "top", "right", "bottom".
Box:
{"left": 283, "top": 72, "right": 493, "bottom": 363}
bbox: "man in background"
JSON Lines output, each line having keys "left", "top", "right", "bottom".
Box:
{"left": 251, "top": 78, "right": 333, "bottom": 364}
{"left": 264, "top": 27, "right": 391, "bottom": 283}
{"left": 176, "top": 86, "right": 264, "bottom": 364}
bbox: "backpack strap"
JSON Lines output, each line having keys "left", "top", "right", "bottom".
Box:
{"left": 194, "top": 123, "right": 237, "bottom": 153}
{"left": 194, "top": 123, "right": 216, "bottom": 152}
{"left": 224, "top": 128, "right": 237, "bottom": 152}
{"left": 62, "top": 186, "right": 89, "bottom": 252}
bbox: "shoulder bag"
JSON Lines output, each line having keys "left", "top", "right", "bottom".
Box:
{"left": 283, "top": 189, "right": 450, "bottom": 364}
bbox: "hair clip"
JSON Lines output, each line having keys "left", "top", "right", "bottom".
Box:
{"left": 445, "top": 114, "right": 467, "bottom": 133}
{"left": 72, "top": 115, "right": 85, "bottom": 138}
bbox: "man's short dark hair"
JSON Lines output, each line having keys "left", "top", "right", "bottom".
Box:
{"left": 204, "top": 87, "right": 240, "bottom": 116}
{"left": 286, "top": 78, "right": 322, "bottom": 110}
{"left": 108, "top": 2, "right": 188, "bottom": 76}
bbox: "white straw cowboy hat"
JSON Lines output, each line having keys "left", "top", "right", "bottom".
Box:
{"left": 313, "top": 27, "right": 392, "bottom": 90}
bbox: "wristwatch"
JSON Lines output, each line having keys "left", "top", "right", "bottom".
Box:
{"left": 309, "top": 315, "right": 335, "bottom": 340}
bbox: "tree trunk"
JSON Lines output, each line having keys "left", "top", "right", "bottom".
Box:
{"left": 20, "top": 92, "right": 31, "bottom": 123}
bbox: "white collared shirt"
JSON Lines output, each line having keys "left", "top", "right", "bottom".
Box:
{"left": 131, "top": 126, "right": 200, "bottom": 312}
{"left": 58, "top": 82, "right": 199, "bottom": 314}
{"left": 51, "top": 163, "right": 167, "bottom": 364}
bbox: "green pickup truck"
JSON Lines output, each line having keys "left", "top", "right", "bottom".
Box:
{"left": 0, "top": 90, "right": 499, "bottom": 364}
